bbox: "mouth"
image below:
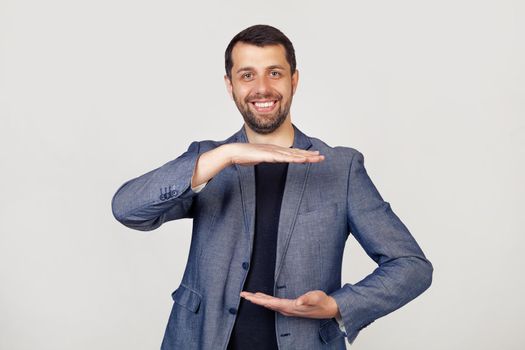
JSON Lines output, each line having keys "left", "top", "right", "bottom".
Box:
{"left": 250, "top": 99, "right": 278, "bottom": 113}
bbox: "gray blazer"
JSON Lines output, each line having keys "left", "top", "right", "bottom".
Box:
{"left": 111, "top": 124, "right": 433, "bottom": 349}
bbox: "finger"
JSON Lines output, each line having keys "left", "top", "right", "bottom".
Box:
{"left": 242, "top": 293, "right": 290, "bottom": 309}
{"left": 240, "top": 291, "right": 274, "bottom": 301}
{"left": 290, "top": 149, "right": 320, "bottom": 155}
{"left": 299, "top": 290, "right": 324, "bottom": 304}
{"left": 304, "top": 155, "right": 325, "bottom": 162}
{"left": 244, "top": 295, "right": 280, "bottom": 309}
{"left": 273, "top": 152, "right": 324, "bottom": 162}
{"left": 245, "top": 295, "right": 317, "bottom": 317}
{"left": 289, "top": 155, "right": 325, "bottom": 163}
{"left": 248, "top": 292, "right": 275, "bottom": 301}
{"left": 278, "top": 148, "right": 321, "bottom": 156}
{"left": 254, "top": 292, "right": 273, "bottom": 298}
{"left": 287, "top": 146, "right": 319, "bottom": 152}
{"left": 270, "top": 154, "right": 308, "bottom": 163}
{"left": 269, "top": 144, "right": 317, "bottom": 152}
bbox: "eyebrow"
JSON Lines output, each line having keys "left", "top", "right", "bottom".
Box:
{"left": 236, "top": 65, "right": 287, "bottom": 74}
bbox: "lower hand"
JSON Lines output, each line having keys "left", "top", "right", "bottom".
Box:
{"left": 239, "top": 289, "right": 341, "bottom": 319}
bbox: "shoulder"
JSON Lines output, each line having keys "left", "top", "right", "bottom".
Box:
{"left": 187, "top": 134, "right": 237, "bottom": 153}
{"left": 309, "top": 136, "right": 363, "bottom": 162}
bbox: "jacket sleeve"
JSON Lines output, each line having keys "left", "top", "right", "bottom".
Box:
{"left": 329, "top": 150, "right": 433, "bottom": 344}
{"left": 111, "top": 141, "right": 204, "bottom": 231}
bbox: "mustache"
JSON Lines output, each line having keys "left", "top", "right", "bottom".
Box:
{"left": 246, "top": 93, "right": 282, "bottom": 102}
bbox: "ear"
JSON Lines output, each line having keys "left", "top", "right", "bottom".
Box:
{"left": 291, "top": 69, "right": 299, "bottom": 95}
{"left": 224, "top": 74, "right": 234, "bottom": 100}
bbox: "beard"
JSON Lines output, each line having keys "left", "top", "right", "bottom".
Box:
{"left": 232, "top": 90, "right": 292, "bottom": 135}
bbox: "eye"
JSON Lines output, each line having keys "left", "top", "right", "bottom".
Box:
{"left": 270, "top": 71, "right": 281, "bottom": 77}
{"left": 242, "top": 72, "right": 253, "bottom": 80}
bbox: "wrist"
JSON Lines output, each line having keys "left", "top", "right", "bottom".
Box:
{"left": 328, "top": 296, "right": 341, "bottom": 319}
{"left": 219, "top": 143, "right": 237, "bottom": 166}
{"left": 335, "top": 310, "right": 342, "bottom": 321}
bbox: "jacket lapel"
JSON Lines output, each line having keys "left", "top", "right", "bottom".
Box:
{"left": 232, "top": 123, "right": 313, "bottom": 285}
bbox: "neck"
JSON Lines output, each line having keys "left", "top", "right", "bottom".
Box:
{"left": 244, "top": 117, "right": 294, "bottom": 148}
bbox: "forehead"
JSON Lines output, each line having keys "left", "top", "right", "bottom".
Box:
{"left": 231, "top": 42, "right": 290, "bottom": 70}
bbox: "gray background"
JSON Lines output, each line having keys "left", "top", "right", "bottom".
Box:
{"left": 1, "top": 0, "right": 523, "bottom": 349}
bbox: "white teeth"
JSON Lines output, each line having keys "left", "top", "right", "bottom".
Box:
{"left": 254, "top": 101, "right": 275, "bottom": 108}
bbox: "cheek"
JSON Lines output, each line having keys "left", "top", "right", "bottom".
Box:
{"left": 276, "top": 82, "right": 293, "bottom": 97}
{"left": 234, "top": 86, "right": 251, "bottom": 100}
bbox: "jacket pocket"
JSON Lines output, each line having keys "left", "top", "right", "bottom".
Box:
{"left": 296, "top": 202, "right": 339, "bottom": 225}
{"left": 171, "top": 284, "right": 202, "bottom": 313}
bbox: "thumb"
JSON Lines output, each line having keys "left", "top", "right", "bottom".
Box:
{"left": 295, "top": 293, "right": 311, "bottom": 306}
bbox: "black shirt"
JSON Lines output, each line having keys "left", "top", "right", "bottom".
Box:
{"left": 227, "top": 161, "right": 289, "bottom": 350}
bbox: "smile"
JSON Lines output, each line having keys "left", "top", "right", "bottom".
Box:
{"left": 250, "top": 100, "right": 278, "bottom": 113}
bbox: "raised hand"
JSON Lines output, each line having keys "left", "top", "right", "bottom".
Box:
{"left": 229, "top": 143, "right": 324, "bottom": 166}
{"left": 191, "top": 143, "right": 324, "bottom": 188}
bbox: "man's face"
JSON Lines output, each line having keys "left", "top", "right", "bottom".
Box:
{"left": 225, "top": 42, "right": 299, "bottom": 134}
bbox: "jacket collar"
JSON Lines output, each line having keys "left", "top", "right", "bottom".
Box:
{"left": 231, "top": 122, "right": 313, "bottom": 284}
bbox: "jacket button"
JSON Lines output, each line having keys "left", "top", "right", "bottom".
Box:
{"left": 242, "top": 262, "right": 249, "bottom": 270}
{"left": 229, "top": 307, "right": 237, "bottom": 314}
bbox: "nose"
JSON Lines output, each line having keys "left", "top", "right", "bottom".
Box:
{"left": 255, "top": 75, "right": 272, "bottom": 95}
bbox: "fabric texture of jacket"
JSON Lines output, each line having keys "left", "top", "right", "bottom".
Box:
{"left": 111, "top": 123, "right": 433, "bottom": 349}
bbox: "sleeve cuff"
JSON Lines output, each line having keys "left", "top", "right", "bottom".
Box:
{"left": 335, "top": 313, "right": 347, "bottom": 333}
{"left": 191, "top": 181, "right": 208, "bottom": 193}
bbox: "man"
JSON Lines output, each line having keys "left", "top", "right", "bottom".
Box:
{"left": 111, "top": 24, "right": 433, "bottom": 350}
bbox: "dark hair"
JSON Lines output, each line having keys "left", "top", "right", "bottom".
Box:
{"left": 224, "top": 24, "right": 296, "bottom": 80}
